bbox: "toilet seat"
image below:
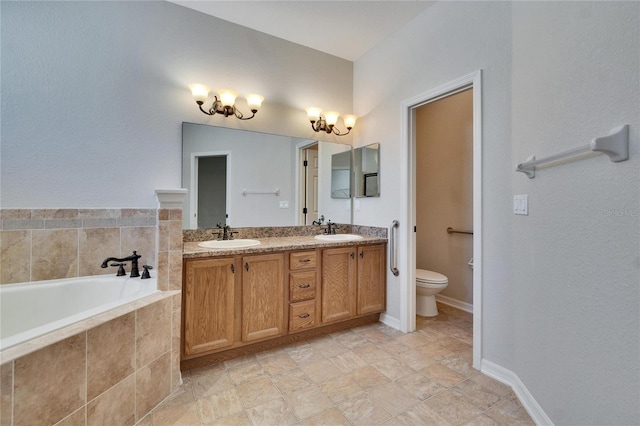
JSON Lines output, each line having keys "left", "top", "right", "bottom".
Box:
{"left": 416, "top": 269, "right": 448, "bottom": 285}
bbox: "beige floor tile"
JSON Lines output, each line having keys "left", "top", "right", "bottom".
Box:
{"left": 287, "top": 344, "right": 327, "bottom": 365}
{"left": 483, "top": 395, "right": 535, "bottom": 425}
{"left": 395, "top": 372, "right": 445, "bottom": 400}
{"left": 338, "top": 393, "right": 392, "bottom": 426}
{"left": 235, "top": 376, "right": 281, "bottom": 409}
{"left": 284, "top": 384, "right": 335, "bottom": 419}
{"left": 394, "top": 400, "right": 454, "bottom": 426}
{"left": 227, "top": 361, "right": 266, "bottom": 386}
{"left": 372, "top": 357, "right": 415, "bottom": 380}
{"left": 196, "top": 388, "right": 243, "bottom": 422}
{"left": 463, "top": 413, "right": 501, "bottom": 425}
{"left": 223, "top": 354, "right": 258, "bottom": 369}
{"left": 259, "top": 353, "right": 298, "bottom": 376}
{"left": 245, "top": 397, "right": 299, "bottom": 426}
{"left": 334, "top": 332, "right": 369, "bottom": 350}
{"left": 368, "top": 381, "right": 421, "bottom": 416}
{"left": 394, "top": 332, "right": 430, "bottom": 349}
{"left": 422, "top": 390, "right": 485, "bottom": 425}
{"left": 321, "top": 376, "right": 366, "bottom": 403}
{"left": 395, "top": 347, "right": 438, "bottom": 371}
{"left": 329, "top": 350, "right": 368, "bottom": 373}
{"left": 301, "top": 408, "right": 351, "bottom": 426}
{"left": 210, "top": 411, "right": 253, "bottom": 426}
{"left": 146, "top": 385, "right": 200, "bottom": 426}
{"left": 451, "top": 378, "right": 503, "bottom": 410}
{"left": 421, "top": 363, "right": 467, "bottom": 388}
{"left": 310, "top": 337, "right": 350, "bottom": 357}
{"left": 439, "top": 352, "right": 477, "bottom": 378}
{"left": 299, "top": 358, "right": 343, "bottom": 384}
{"left": 348, "top": 365, "right": 391, "bottom": 390}
{"left": 352, "top": 344, "right": 395, "bottom": 364}
{"left": 191, "top": 369, "right": 233, "bottom": 399}
{"left": 271, "top": 368, "right": 314, "bottom": 395}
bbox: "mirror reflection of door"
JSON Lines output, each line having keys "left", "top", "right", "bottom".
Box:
{"left": 300, "top": 144, "right": 319, "bottom": 225}
{"left": 197, "top": 155, "right": 227, "bottom": 228}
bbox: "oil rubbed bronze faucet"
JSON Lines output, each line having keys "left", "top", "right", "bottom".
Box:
{"left": 101, "top": 250, "right": 142, "bottom": 277}
{"left": 324, "top": 220, "right": 338, "bottom": 235}
{"left": 216, "top": 223, "right": 236, "bottom": 240}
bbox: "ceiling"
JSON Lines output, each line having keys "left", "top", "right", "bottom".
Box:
{"left": 169, "top": 1, "right": 435, "bottom": 61}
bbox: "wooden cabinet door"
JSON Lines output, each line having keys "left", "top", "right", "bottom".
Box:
{"left": 242, "top": 253, "right": 285, "bottom": 342}
{"left": 321, "top": 247, "right": 356, "bottom": 323}
{"left": 183, "top": 258, "right": 237, "bottom": 356}
{"left": 357, "top": 244, "right": 386, "bottom": 315}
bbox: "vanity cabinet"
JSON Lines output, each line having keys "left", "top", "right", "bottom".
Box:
{"left": 182, "top": 242, "right": 386, "bottom": 369}
{"left": 241, "top": 253, "right": 285, "bottom": 342}
{"left": 183, "top": 257, "right": 238, "bottom": 356}
{"left": 322, "top": 244, "right": 386, "bottom": 322}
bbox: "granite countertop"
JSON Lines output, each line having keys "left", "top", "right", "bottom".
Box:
{"left": 183, "top": 234, "right": 387, "bottom": 259}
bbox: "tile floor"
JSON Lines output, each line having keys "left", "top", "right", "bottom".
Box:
{"left": 140, "top": 304, "right": 534, "bottom": 425}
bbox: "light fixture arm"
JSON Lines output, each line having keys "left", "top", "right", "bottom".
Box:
{"left": 309, "top": 116, "right": 352, "bottom": 136}
{"left": 196, "top": 96, "right": 257, "bottom": 120}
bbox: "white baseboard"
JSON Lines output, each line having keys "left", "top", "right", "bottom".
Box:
{"left": 379, "top": 313, "right": 401, "bottom": 330}
{"left": 481, "top": 359, "right": 554, "bottom": 426}
{"left": 435, "top": 294, "right": 473, "bottom": 313}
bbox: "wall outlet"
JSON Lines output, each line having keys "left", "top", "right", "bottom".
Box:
{"left": 514, "top": 195, "right": 528, "bottom": 215}
{"left": 279, "top": 201, "right": 289, "bottom": 209}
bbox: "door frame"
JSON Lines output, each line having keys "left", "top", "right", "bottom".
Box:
{"left": 189, "top": 150, "right": 231, "bottom": 229}
{"left": 295, "top": 140, "right": 319, "bottom": 225}
{"left": 400, "top": 70, "right": 483, "bottom": 369}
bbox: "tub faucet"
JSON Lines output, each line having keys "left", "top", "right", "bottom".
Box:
{"left": 101, "top": 251, "right": 141, "bottom": 277}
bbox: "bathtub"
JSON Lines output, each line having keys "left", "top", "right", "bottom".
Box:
{"left": 0, "top": 274, "right": 159, "bottom": 351}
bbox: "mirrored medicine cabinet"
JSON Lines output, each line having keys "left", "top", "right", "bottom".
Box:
{"left": 354, "top": 143, "right": 380, "bottom": 198}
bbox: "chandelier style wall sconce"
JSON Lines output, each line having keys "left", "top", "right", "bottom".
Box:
{"left": 305, "top": 107, "right": 357, "bottom": 136}
{"left": 189, "top": 84, "right": 264, "bottom": 120}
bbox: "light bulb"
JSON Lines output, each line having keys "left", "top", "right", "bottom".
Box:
{"left": 305, "top": 107, "right": 322, "bottom": 122}
{"left": 324, "top": 111, "right": 340, "bottom": 127}
{"left": 217, "top": 90, "right": 238, "bottom": 108}
{"left": 342, "top": 114, "right": 358, "bottom": 129}
{"left": 188, "top": 84, "right": 210, "bottom": 105}
{"left": 246, "top": 94, "right": 264, "bottom": 111}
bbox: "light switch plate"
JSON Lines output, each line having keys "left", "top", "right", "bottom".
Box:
{"left": 514, "top": 195, "right": 528, "bottom": 215}
{"left": 279, "top": 201, "right": 289, "bottom": 209}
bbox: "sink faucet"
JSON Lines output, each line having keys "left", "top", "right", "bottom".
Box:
{"left": 101, "top": 250, "right": 142, "bottom": 277}
{"left": 312, "top": 215, "right": 325, "bottom": 226}
{"left": 324, "top": 220, "right": 338, "bottom": 235}
{"left": 216, "top": 223, "right": 236, "bottom": 240}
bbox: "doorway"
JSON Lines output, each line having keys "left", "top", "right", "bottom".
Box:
{"left": 189, "top": 151, "right": 230, "bottom": 229}
{"left": 298, "top": 143, "right": 319, "bottom": 225}
{"left": 400, "top": 71, "right": 482, "bottom": 369}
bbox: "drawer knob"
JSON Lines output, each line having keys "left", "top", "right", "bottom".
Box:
{"left": 298, "top": 313, "right": 310, "bottom": 318}
{"left": 298, "top": 283, "right": 311, "bottom": 288}
{"left": 299, "top": 258, "right": 311, "bottom": 263}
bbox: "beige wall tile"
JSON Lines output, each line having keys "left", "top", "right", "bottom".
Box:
{"left": 169, "top": 220, "right": 183, "bottom": 252}
{"left": 79, "top": 228, "right": 121, "bottom": 277}
{"left": 135, "top": 352, "right": 171, "bottom": 421}
{"left": 0, "top": 362, "right": 13, "bottom": 426}
{"left": 1, "top": 230, "right": 30, "bottom": 284}
{"left": 120, "top": 227, "right": 156, "bottom": 268}
{"left": 158, "top": 209, "right": 169, "bottom": 221}
{"left": 136, "top": 298, "right": 171, "bottom": 368}
{"left": 78, "top": 209, "right": 120, "bottom": 219}
{"left": 31, "top": 229, "right": 79, "bottom": 281}
{"left": 158, "top": 222, "right": 169, "bottom": 252}
{"left": 156, "top": 251, "right": 169, "bottom": 291}
{"left": 32, "top": 209, "right": 79, "bottom": 219}
{"left": 168, "top": 251, "right": 182, "bottom": 291}
{"left": 87, "top": 312, "right": 135, "bottom": 400}
{"left": 54, "top": 407, "right": 85, "bottom": 426}
{"left": 169, "top": 209, "right": 182, "bottom": 221}
{"left": 171, "top": 307, "right": 182, "bottom": 390}
{"left": 87, "top": 374, "right": 135, "bottom": 426}
{"left": 0, "top": 210, "right": 31, "bottom": 220}
{"left": 13, "top": 334, "right": 86, "bottom": 425}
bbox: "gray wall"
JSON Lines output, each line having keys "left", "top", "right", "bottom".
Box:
{"left": 1, "top": 1, "right": 353, "bottom": 209}
{"left": 353, "top": 1, "right": 639, "bottom": 424}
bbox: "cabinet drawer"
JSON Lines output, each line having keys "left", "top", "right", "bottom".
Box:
{"left": 289, "top": 300, "right": 315, "bottom": 331}
{"left": 290, "top": 251, "right": 316, "bottom": 270}
{"left": 290, "top": 271, "right": 316, "bottom": 302}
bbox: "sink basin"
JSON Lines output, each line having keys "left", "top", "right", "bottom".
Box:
{"left": 314, "top": 234, "right": 364, "bottom": 242}
{"left": 198, "top": 239, "right": 261, "bottom": 249}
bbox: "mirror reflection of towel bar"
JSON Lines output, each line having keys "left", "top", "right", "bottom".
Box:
{"left": 242, "top": 188, "right": 280, "bottom": 196}
{"left": 447, "top": 227, "right": 473, "bottom": 235}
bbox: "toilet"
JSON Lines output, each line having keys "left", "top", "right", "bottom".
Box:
{"left": 416, "top": 269, "right": 449, "bottom": 317}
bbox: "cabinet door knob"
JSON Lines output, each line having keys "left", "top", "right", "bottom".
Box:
{"left": 298, "top": 313, "right": 310, "bottom": 318}
{"left": 245, "top": 262, "right": 249, "bottom": 271}
{"left": 350, "top": 252, "right": 355, "bottom": 259}
{"left": 359, "top": 251, "right": 364, "bottom": 258}
{"left": 231, "top": 264, "right": 235, "bottom": 273}
{"left": 298, "top": 283, "right": 311, "bottom": 288}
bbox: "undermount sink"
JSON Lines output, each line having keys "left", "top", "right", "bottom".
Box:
{"left": 314, "top": 234, "right": 364, "bottom": 242}
{"left": 198, "top": 239, "right": 261, "bottom": 249}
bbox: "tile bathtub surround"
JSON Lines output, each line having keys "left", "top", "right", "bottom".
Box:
{"left": 142, "top": 304, "right": 534, "bottom": 426}
{"left": 183, "top": 224, "right": 387, "bottom": 242}
{"left": 0, "top": 208, "right": 158, "bottom": 284}
{"left": 0, "top": 294, "right": 178, "bottom": 426}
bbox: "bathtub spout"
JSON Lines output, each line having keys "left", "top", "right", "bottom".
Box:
{"left": 101, "top": 251, "right": 142, "bottom": 277}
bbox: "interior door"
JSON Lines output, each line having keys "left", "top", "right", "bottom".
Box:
{"left": 306, "top": 148, "right": 319, "bottom": 224}
{"left": 197, "top": 155, "right": 227, "bottom": 228}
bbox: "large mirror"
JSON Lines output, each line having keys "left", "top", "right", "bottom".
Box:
{"left": 182, "top": 122, "right": 352, "bottom": 229}
{"left": 354, "top": 143, "right": 380, "bottom": 197}
{"left": 331, "top": 150, "right": 352, "bottom": 199}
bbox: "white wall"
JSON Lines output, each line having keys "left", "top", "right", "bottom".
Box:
{"left": 0, "top": 1, "right": 353, "bottom": 209}
{"left": 353, "top": 0, "right": 516, "bottom": 369}
{"left": 510, "top": 2, "right": 639, "bottom": 424}
{"left": 354, "top": 1, "right": 639, "bottom": 424}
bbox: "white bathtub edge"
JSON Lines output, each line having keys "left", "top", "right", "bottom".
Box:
{"left": 0, "top": 290, "right": 179, "bottom": 365}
